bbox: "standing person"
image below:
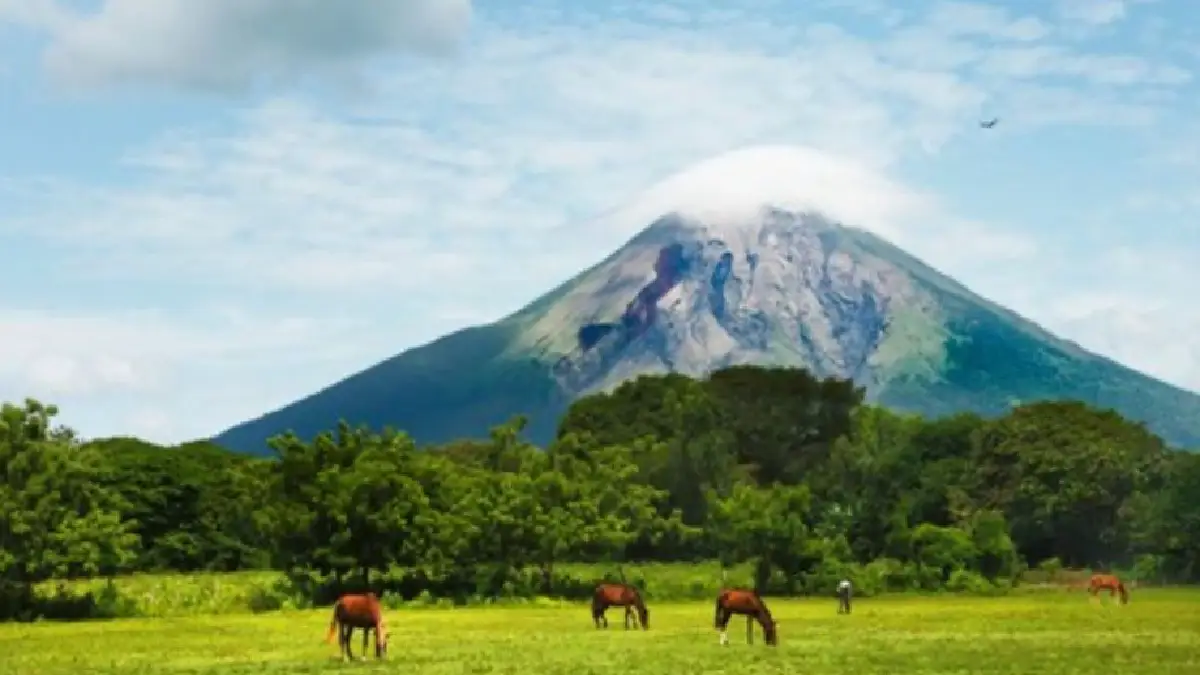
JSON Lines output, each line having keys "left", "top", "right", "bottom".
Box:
{"left": 837, "top": 578, "right": 853, "bottom": 614}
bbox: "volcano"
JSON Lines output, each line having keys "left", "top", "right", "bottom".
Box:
{"left": 212, "top": 146, "right": 1200, "bottom": 454}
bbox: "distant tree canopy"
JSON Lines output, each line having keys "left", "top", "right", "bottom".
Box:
{"left": 2, "top": 365, "right": 1198, "bottom": 619}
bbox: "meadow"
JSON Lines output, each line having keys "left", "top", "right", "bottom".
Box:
{"left": 3, "top": 588, "right": 1197, "bottom": 675}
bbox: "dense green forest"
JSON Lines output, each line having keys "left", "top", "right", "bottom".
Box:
{"left": 2, "top": 366, "right": 1198, "bottom": 621}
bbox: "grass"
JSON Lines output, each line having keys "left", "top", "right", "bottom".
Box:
{"left": 3, "top": 589, "right": 1198, "bottom": 675}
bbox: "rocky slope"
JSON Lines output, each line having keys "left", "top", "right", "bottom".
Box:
{"left": 212, "top": 147, "right": 1200, "bottom": 454}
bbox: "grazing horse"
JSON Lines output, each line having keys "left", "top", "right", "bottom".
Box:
{"left": 592, "top": 582, "right": 649, "bottom": 630}
{"left": 837, "top": 578, "right": 853, "bottom": 614}
{"left": 714, "top": 588, "right": 777, "bottom": 646}
{"left": 324, "top": 592, "right": 390, "bottom": 660}
{"left": 1088, "top": 573, "right": 1129, "bottom": 605}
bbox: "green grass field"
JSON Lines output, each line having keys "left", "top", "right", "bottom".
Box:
{"left": 3, "top": 590, "right": 1197, "bottom": 675}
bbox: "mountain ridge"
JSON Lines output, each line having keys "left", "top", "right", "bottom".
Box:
{"left": 212, "top": 146, "right": 1200, "bottom": 453}
{"left": 213, "top": 208, "right": 1200, "bottom": 454}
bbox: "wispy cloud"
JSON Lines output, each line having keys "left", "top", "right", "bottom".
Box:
{"left": 7, "top": 0, "right": 471, "bottom": 94}
{"left": 1057, "top": 0, "right": 1130, "bottom": 26}
{"left": 1, "top": 0, "right": 1198, "bottom": 440}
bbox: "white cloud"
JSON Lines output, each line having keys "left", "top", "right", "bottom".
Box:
{"left": 0, "top": 309, "right": 325, "bottom": 396}
{"left": 0, "top": 0, "right": 67, "bottom": 26}
{"left": 10, "top": 3, "right": 1183, "bottom": 287}
{"left": 1046, "top": 294, "right": 1200, "bottom": 394}
{"left": 10, "top": 0, "right": 471, "bottom": 93}
{"left": 611, "top": 145, "right": 939, "bottom": 242}
{"left": 0, "top": 307, "right": 432, "bottom": 442}
{"left": 978, "top": 45, "right": 1190, "bottom": 86}
{"left": 123, "top": 408, "right": 175, "bottom": 441}
{"left": 981, "top": 241, "right": 1200, "bottom": 395}
{"left": 925, "top": 2, "right": 1050, "bottom": 42}
{"left": 1057, "top": 0, "right": 1129, "bottom": 25}
{"left": 2, "top": 0, "right": 1199, "bottom": 440}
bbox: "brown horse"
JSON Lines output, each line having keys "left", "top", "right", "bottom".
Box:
{"left": 592, "top": 582, "right": 649, "bottom": 629}
{"left": 1088, "top": 573, "right": 1129, "bottom": 605}
{"left": 324, "top": 592, "right": 390, "bottom": 660}
{"left": 714, "top": 588, "right": 777, "bottom": 646}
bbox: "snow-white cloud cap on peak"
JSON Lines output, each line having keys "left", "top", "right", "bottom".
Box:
{"left": 618, "top": 145, "right": 934, "bottom": 239}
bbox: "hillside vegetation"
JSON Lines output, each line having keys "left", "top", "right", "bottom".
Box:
{"left": 2, "top": 366, "right": 1199, "bottom": 622}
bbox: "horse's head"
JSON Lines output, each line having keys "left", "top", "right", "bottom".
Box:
{"left": 638, "top": 605, "right": 649, "bottom": 630}
{"left": 763, "top": 618, "right": 779, "bottom": 646}
{"left": 375, "top": 629, "right": 390, "bottom": 659}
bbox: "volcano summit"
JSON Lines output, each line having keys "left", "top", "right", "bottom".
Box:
{"left": 213, "top": 146, "right": 1200, "bottom": 453}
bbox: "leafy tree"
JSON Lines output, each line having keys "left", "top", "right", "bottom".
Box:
{"left": 0, "top": 400, "right": 137, "bottom": 615}
{"left": 90, "top": 438, "right": 271, "bottom": 571}
{"left": 707, "top": 483, "right": 815, "bottom": 589}
{"left": 555, "top": 373, "right": 705, "bottom": 448}
{"left": 909, "top": 524, "right": 977, "bottom": 582}
{"left": 525, "top": 435, "right": 675, "bottom": 588}
{"left": 706, "top": 365, "right": 863, "bottom": 484}
{"left": 1141, "top": 451, "right": 1200, "bottom": 579}
{"left": 967, "top": 401, "right": 1168, "bottom": 566}
{"left": 267, "top": 422, "right": 432, "bottom": 586}
{"left": 907, "top": 412, "right": 982, "bottom": 526}
{"left": 819, "top": 405, "right": 921, "bottom": 561}
{"left": 962, "top": 510, "right": 1022, "bottom": 583}
{"left": 6, "top": 363, "right": 1200, "bottom": 614}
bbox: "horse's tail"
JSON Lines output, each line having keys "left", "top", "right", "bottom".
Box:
{"left": 324, "top": 604, "right": 339, "bottom": 643}
{"left": 376, "top": 616, "right": 388, "bottom": 646}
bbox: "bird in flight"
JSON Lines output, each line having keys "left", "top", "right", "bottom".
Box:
{"left": 979, "top": 117, "right": 999, "bottom": 129}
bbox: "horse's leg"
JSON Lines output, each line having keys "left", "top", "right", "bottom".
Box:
{"left": 362, "top": 627, "right": 370, "bottom": 660}
{"left": 624, "top": 605, "right": 633, "bottom": 630}
{"left": 746, "top": 615, "right": 754, "bottom": 644}
{"left": 339, "top": 624, "right": 351, "bottom": 661}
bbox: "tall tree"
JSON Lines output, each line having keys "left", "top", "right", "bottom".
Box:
{"left": 967, "top": 401, "right": 1168, "bottom": 566}
{"left": 267, "top": 422, "right": 432, "bottom": 587}
{"left": 707, "top": 483, "right": 815, "bottom": 589}
{"left": 819, "top": 405, "right": 922, "bottom": 561}
{"left": 706, "top": 365, "right": 863, "bottom": 484}
{"left": 0, "top": 400, "right": 137, "bottom": 616}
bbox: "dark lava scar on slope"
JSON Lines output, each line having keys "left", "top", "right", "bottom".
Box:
{"left": 576, "top": 243, "right": 691, "bottom": 353}
{"left": 708, "top": 250, "right": 734, "bottom": 317}
{"left": 577, "top": 323, "right": 616, "bottom": 351}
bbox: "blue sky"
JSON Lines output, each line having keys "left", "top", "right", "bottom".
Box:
{"left": 1, "top": 0, "right": 1198, "bottom": 442}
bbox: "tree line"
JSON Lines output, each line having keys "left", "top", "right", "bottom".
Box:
{"left": 2, "top": 366, "right": 1198, "bottom": 620}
